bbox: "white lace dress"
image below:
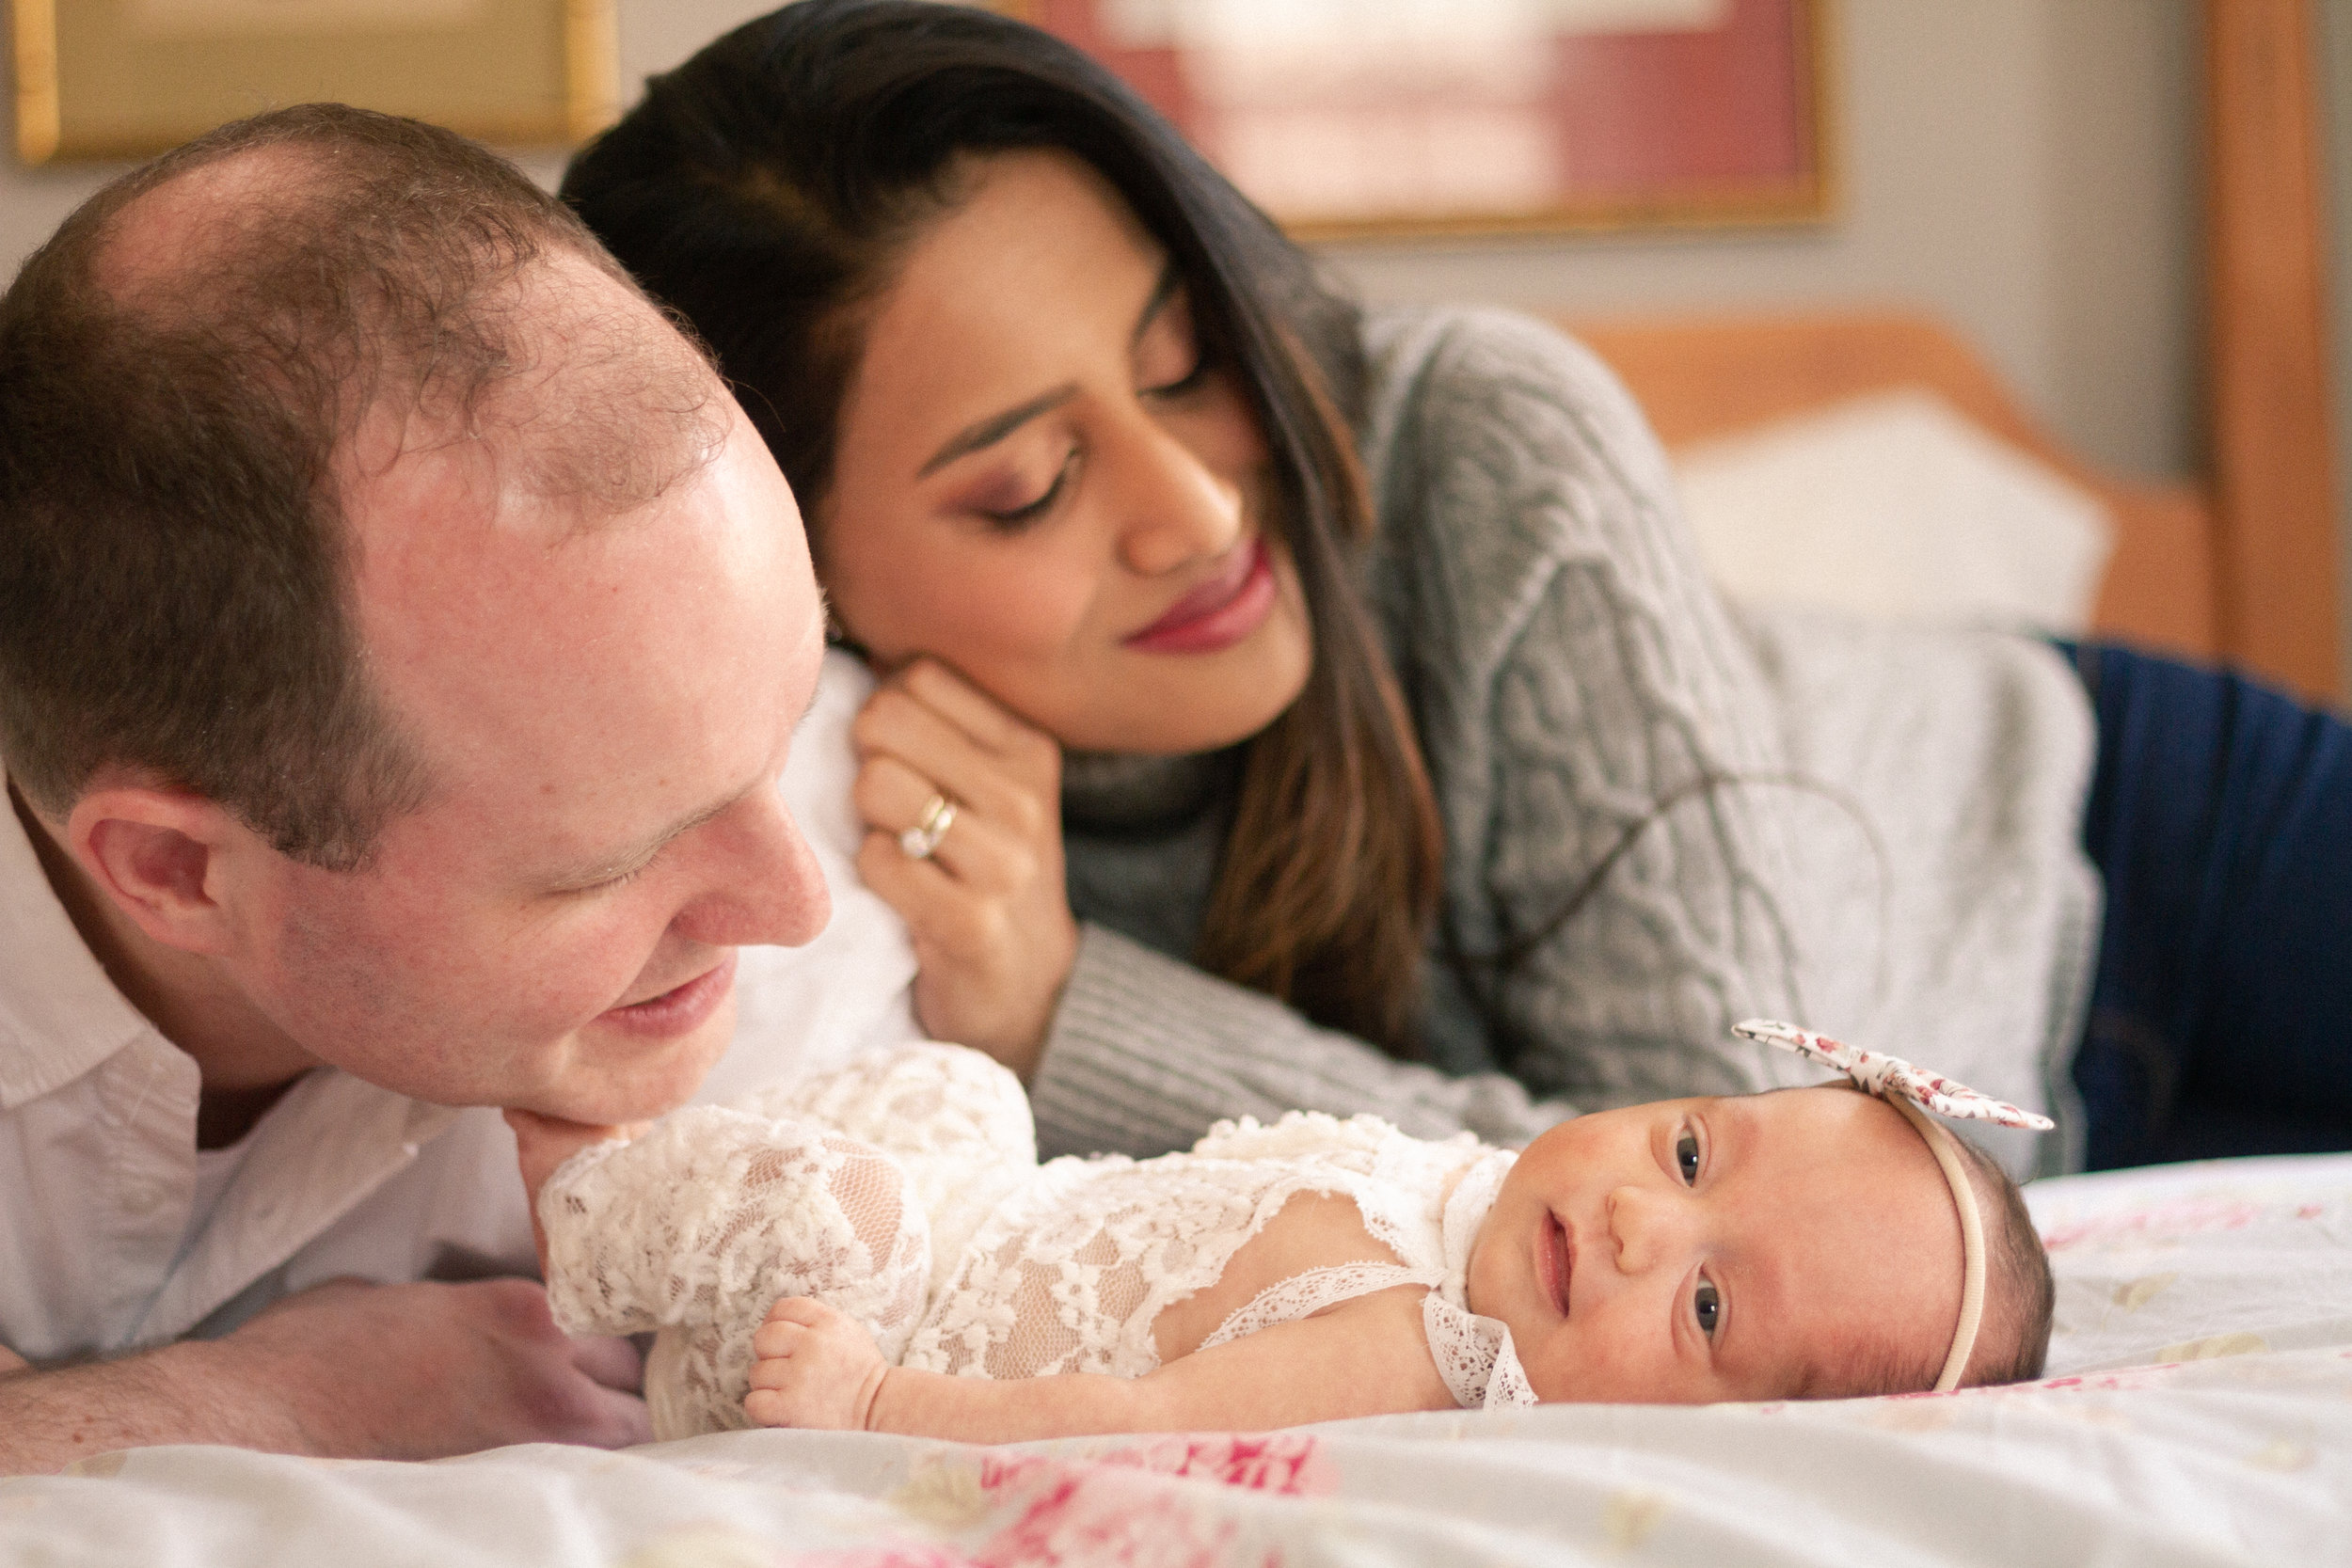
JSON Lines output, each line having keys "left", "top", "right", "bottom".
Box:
{"left": 538, "top": 1044, "right": 1539, "bottom": 1440}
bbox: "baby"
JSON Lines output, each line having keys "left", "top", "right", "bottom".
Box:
{"left": 513, "top": 1022, "right": 2055, "bottom": 1443}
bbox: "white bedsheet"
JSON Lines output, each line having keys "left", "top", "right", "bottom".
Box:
{"left": 7, "top": 1154, "right": 2349, "bottom": 1566}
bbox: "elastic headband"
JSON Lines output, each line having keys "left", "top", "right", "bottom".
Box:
{"left": 1730, "top": 1019, "right": 2053, "bottom": 1393}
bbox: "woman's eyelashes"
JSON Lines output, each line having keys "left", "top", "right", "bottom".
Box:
{"left": 1142, "top": 353, "right": 1210, "bottom": 401}
{"left": 974, "top": 448, "right": 1079, "bottom": 530}
{"left": 1136, "top": 286, "right": 1205, "bottom": 395}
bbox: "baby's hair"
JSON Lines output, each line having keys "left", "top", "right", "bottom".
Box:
{"left": 1795, "top": 1101, "right": 2055, "bottom": 1400}
{"left": 1952, "top": 1133, "right": 2056, "bottom": 1388}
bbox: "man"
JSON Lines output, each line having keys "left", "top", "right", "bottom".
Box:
{"left": 0, "top": 105, "right": 836, "bottom": 1469}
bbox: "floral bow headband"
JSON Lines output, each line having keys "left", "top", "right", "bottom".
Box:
{"left": 1732, "top": 1019, "right": 2053, "bottom": 1392}
{"left": 1731, "top": 1019, "right": 2056, "bottom": 1131}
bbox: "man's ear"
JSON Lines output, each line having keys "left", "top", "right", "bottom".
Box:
{"left": 61, "top": 785, "right": 255, "bottom": 958}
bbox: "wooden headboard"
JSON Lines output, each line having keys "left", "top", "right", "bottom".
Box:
{"left": 1560, "top": 0, "right": 2343, "bottom": 705}
{"left": 1566, "top": 311, "right": 2220, "bottom": 664}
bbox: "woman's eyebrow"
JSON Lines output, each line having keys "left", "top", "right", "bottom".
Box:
{"left": 914, "top": 264, "right": 1184, "bottom": 480}
{"left": 917, "top": 384, "right": 1079, "bottom": 477}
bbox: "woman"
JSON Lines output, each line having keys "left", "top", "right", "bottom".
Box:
{"left": 561, "top": 0, "right": 2350, "bottom": 1176}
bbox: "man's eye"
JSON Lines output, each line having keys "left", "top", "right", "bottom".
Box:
{"left": 1675, "top": 1129, "right": 1701, "bottom": 1185}
{"left": 1693, "top": 1280, "right": 1721, "bottom": 1338}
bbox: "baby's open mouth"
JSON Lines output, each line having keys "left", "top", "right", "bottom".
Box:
{"left": 1546, "top": 1214, "right": 1573, "bottom": 1317}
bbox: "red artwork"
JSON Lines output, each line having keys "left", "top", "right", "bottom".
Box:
{"left": 1012, "top": 0, "right": 1828, "bottom": 238}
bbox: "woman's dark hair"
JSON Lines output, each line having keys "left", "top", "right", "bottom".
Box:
{"left": 562, "top": 0, "right": 1443, "bottom": 1053}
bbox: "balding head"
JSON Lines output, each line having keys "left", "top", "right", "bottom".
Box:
{"left": 0, "top": 104, "right": 724, "bottom": 866}
{"left": 0, "top": 106, "right": 832, "bottom": 1122}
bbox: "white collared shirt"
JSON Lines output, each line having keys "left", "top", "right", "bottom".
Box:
{"left": 0, "top": 651, "right": 917, "bottom": 1362}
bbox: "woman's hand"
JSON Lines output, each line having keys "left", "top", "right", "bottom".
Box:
{"left": 851, "top": 658, "right": 1078, "bottom": 1079}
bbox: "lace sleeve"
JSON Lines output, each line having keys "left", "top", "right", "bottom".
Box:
{"left": 734, "top": 1041, "right": 1036, "bottom": 1167}
{"left": 537, "top": 1106, "right": 932, "bottom": 1356}
{"left": 738, "top": 1041, "right": 1039, "bottom": 1281}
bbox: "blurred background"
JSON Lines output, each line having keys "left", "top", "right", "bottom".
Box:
{"left": 8, "top": 0, "right": 2348, "bottom": 703}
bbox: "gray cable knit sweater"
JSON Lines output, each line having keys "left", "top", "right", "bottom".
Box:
{"left": 1028, "top": 308, "right": 2100, "bottom": 1180}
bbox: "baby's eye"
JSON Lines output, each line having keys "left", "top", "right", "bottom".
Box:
{"left": 1693, "top": 1279, "right": 1722, "bottom": 1338}
{"left": 1674, "top": 1128, "right": 1701, "bottom": 1185}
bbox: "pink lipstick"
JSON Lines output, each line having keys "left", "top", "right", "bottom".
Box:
{"left": 1123, "top": 539, "right": 1276, "bottom": 655}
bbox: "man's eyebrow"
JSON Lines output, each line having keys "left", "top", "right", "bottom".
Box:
{"left": 551, "top": 673, "right": 824, "bottom": 892}
{"left": 912, "top": 263, "right": 1184, "bottom": 480}
{"left": 548, "top": 791, "right": 742, "bottom": 893}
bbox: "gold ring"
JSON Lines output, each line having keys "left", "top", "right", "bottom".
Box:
{"left": 898, "top": 793, "right": 957, "bottom": 860}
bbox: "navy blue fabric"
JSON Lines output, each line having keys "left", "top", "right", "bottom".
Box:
{"left": 2061, "top": 641, "right": 2352, "bottom": 1169}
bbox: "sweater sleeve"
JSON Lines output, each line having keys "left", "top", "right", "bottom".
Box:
{"left": 1026, "top": 924, "right": 1572, "bottom": 1160}
{"left": 1031, "top": 308, "right": 1855, "bottom": 1157}
{"left": 1368, "top": 309, "right": 1845, "bottom": 1109}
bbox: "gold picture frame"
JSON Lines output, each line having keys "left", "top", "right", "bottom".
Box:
{"left": 11, "top": 0, "right": 617, "bottom": 164}
{"left": 998, "top": 0, "right": 1835, "bottom": 242}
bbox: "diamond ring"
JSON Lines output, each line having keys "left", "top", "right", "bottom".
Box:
{"left": 898, "top": 793, "right": 957, "bottom": 860}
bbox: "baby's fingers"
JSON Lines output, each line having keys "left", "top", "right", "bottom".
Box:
{"left": 754, "top": 1296, "right": 834, "bottom": 1354}
{"left": 748, "top": 1344, "right": 814, "bottom": 1391}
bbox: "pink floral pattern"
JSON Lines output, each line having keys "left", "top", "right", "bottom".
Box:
{"left": 2038, "top": 1196, "right": 2270, "bottom": 1252}
{"left": 793, "top": 1434, "right": 1328, "bottom": 1568}
{"left": 1732, "top": 1019, "right": 2056, "bottom": 1130}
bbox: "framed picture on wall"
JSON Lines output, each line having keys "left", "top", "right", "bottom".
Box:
{"left": 10, "top": 0, "right": 617, "bottom": 164}
{"left": 1003, "top": 0, "right": 1834, "bottom": 240}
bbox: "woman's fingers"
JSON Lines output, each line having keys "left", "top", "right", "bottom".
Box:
{"left": 853, "top": 665, "right": 1058, "bottom": 811}
{"left": 848, "top": 658, "right": 1076, "bottom": 1075}
{"left": 893, "top": 657, "right": 1047, "bottom": 758}
{"left": 855, "top": 689, "right": 1015, "bottom": 815}
{"left": 857, "top": 762, "right": 1041, "bottom": 890}
{"left": 854, "top": 752, "right": 957, "bottom": 843}
{"left": 858, "top": 830, "right": 1048, "bottom": 964}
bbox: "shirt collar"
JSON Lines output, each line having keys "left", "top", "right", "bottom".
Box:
{"left": 0, "top": 775, "right": 161, "bottom": 1108}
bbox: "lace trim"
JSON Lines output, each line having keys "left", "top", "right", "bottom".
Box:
{"left": 1438, "top": 1149, "right": 1517, "bottom": 1306}
{"left": 1422, "top": 1294, "right": 1540, "bottom": 1410}
{"left": 1196, "top": 1262, "right": 1433, "bottom": 1352}
{"left": 1487, "top": 1329, "right": 1538, "bottom": 1407}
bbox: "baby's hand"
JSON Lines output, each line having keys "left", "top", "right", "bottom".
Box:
{"left": 745, "top": 1297, "right": 891, "bottom": 1431}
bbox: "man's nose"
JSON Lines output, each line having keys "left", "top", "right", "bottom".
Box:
{"left": 1605, "top": 1184, "right": 1696, "bottom": 1276}
{"left": 683, "top": 786, "right": 832, "bottom": 950}
{"left": 1110, "top": 417, "right": 1245, "bottom": 577}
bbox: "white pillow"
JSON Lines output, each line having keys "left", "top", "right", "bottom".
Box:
{"left": 1672, "top": 388, "right": 2115, "bottom": 636}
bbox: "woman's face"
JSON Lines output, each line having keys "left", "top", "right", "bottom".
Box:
{"left": 819, "top": 150, "right": 1314, "bottom": 754}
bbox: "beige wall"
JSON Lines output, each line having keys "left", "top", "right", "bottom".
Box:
{"left": 0, "top": 0, "right": 2201, "bottom": 484}
{"left": 1335, "top": 0, "right": 2201, "bottom": 483}
{"left": 2324, "top": 0, "right": 2352, "bottom": 703}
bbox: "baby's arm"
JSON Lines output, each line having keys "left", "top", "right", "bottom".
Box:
{"left": 523, "top": 1102, "right": 931, "bottom": 1349}
{"left": 747, "top": 1286, "right": 1456, "bottom": 1441}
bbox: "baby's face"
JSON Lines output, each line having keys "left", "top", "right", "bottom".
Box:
{"left": 1466, "top": 1086, "right": 1962, "bottom": 1403}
